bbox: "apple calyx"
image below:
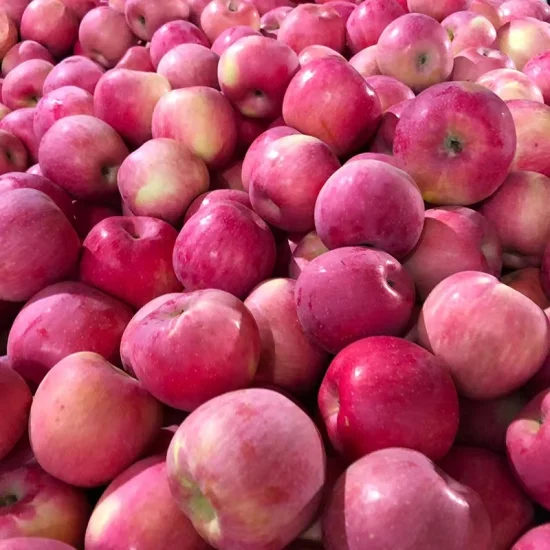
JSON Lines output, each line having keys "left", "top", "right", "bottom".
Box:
{"left": 445, "top": 135, "right": 463, "bottom": 155}
{"left": 0, "top": 493, "right": 18, "bottom": 507}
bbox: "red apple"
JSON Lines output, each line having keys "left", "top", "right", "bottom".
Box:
{"left": 167, "top": 388, "right": 326, "bottom": 548}
{"left": 363, "top": 74, "right": 414, "bottom": 111}
{"left": 259, "top": 6, "right": 292, "bottom": 37}
{"left": 297, "top": 44, "right": 343, "bottom": 67}
{"left": 369, "top": 97, "right": 413, "bottom": 154}
{"left": 442, "top": 10, "right": 497, "bottom": 55}
{"left": 1, "top": 59, "right": 53, "bottom": 110}
{"left": 0, "top": 11, "right": 17, "bottom": 61}
{"left": 0, "top": 130, "right": 27, "bottom": 175}
{"left": 288, "top": 231, "right": 328, "bottom": 279}
{"left": 451, "top": 46, "right": 516, "bottom": 81}
{"left": 0, "top": 0, "right": 31, "bottom": 25}
{"left": 184, "top": 188, "right": 249, "bottom": 220}
{"left": 406, "top": 0, "right": 470, "bottom": 21}
{"left": 8, "top": 281, "right": 133, "bottom": 385}
{"left": 115, "top": 45, "right": 154, "bottom": 71}
{"left": 2, "top": 41, "right": 54, "bottom": 76}
{"left": 348, "top": 44, "right": 380, "bottom": 76}
{"left": 0, "top": 107, "right": 39, "bottom": 163}
{"left": 523, "top": 50, "right": 550, "bottom": 105}
{"left": 42, "top": 55, "right": 105, "bottom": 95}
{"left": 476, "top": 67, "right": 544, "bottom": 102}
{"left": 513, "top": 524, "right": 550, "bottom": 550}
{"left": 394, "top": 81, "right": 516, "bottom": 205}
{"left": 200, "top": 0, "right": 260, "bottom": 43}
{"left": 211, "top": 23, "right": 260, "bottom": 53}
{"left": 418, "top": 271, "right": 549, "bottom": 399}
{"left": 234, "top": 111, "right": 270, "bottom": 151}
{"left": 20, "top": 0, "right": 79, "bottom": 57}
{"left": 61, "top": 0, "right": 97, "bottom": 19}
{"left": 124, "top": 0, "right": 190, "bottom": 41}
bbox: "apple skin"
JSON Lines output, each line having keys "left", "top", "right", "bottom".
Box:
{"left": 315, "top": 160, "right": 424, "bottom": 259}
{"left": 283, "top": 56, "right": 381, "bottom": 157}
{"left": 173, "top": 201, "right": 276, "bottom": 298}
{"left": 369, "top": 98, "right": 413, "bottom": 154}
{"left": 250, "top": 0, "right": 293, "bottom": 16}
{"left": 152, "top": 87, "right": 237, "bottom": 169}
{"left": 218, "top": 35, "right": 299, "bottom": 119}
{"left": 513, "top": 524, "right": 550, "bottom": 550}
{"left": 523, "top": 51, "right": 550, "bottom": 105}
{"left": 288, "top": 232, "right": 328, "bottom": 279}
{"left": 85, "top": 456, "right": 209, "bottom": 550}
{"left": 346, "top": 0, "right": 405, "bottom": 54}
{"left": 125, "top": 0, "right": 190, "bottom": 41}
{"left": 297, "top": 44, "right": 343, "bottom": 67}
{"left": 2, "top": 41, "right": 54, "bottom": 77}
{"left": 121, "top": 289, "right": 261, "bottom": 411}
{"left": 0, "top": 539, "right": 76, "bottom": 550}
{"left": 61, "top": 0, "right": 97, "bottom": 19}
{"left": 79, "top": 6, "right": 138, "bottom": 68}
{"left": 0, "top": 130, "right": 27, "bottom": 175}
{"left": 71, "top": 200, "right": 119, "bottom": 239}
{"left": 34, "top": 86, "right": 94, "bottom": 141}
{"left": 94, "top": 69, "right": 171, "bottom": 147}
{"left": 393, "top": 81, "right": 516, "bottom": 205}
{"left": 118, "top": 137, "right": 209, "bottom": 226}
{"left": 0, "top": 189, "right": 79, "bottom": 304}
{"left": 0, "top": 464, "right": 90, "bottom": 545}
{"left": 441, "top": 10, "right": 497, "bottom": 55}
{"left": 244, "top": 278, "right": 329, "bottom": 395}
{"left": 295, "top": 247, "right": 415, "bottom": 354}
{"left": 38, "top": 114, "right": 129, "bottom": 200}
{"left": 259, "top": 6, "right": 291, "bottom": 38}
{"left": 0, "top": 366, "right": 31, "bottom": 461}
{"left": 403, "top": 206, "right": 502, "bottom": 301}
{"left": 167, "top": 388, "right": 326, "bottom": 549}
{"left": 0, "top": 108, "right": 39, "bottom": 163}
{"left": 323, "top": 448, "right": 492, "bottom": 550}
{"left": 500, "top": 0, "right": 549, "bottom": 24}
{"left": 502, "top": 267, "right": 550, "bottom": 309}
{"left": 348, "top": 44, "right": 380, "bottom": 76}
{"left": 42, "top": 55, "right": 105, "bottom": 95}
{"left": 451, "top": 46, "right": 516, "bottom": 81}
{"left": 319, "top": 336, "right": 459, "bottom": 461}
{"left": 0, "top": 13, "right": 18, "bottom": 63}
{"left": 480, "top": 171, "right": 550, "bottom": 268}
{"left": 116, "top": 45, "right": 154, "bottom": 71}
{"left": 29, "top": 351, "right": 163, "bottom": 488}
{"left": 184, "top": 188, "right": 251, "bottom": 222}
{"left": 0, "top": 0, "right": 31, "bottom": 25}
{"left": 439, "top": 446, "right": 534, "bottom": 550}
{"left": 406, "top": 0, "right": 470, "bottom": 21}
{"left": 211, "top": 24, "right": 261, "bottom": 54}
{"left": 376, "top": 13, "right": 453, "bottom": 92}
{"left": 418, "top": 271, "right": 549, "bottom": 399}
{"left": 345, "top": 152, "right": 406, "bottom": 170}
{"left": 20, "top": 0, "right": 79, "bottom": 58}
{"left": 363, "top": 75, "right": 414, "bottom": 111}
{"left": 248, "top": 133, "right": 341, "bottom": 233}
{"left": 2, "top": 59, "right": 53, "bottom": 110}
{"left": 157, "top": 43, "right": 219, "bottom": 89}
{"left": 200, "top": 0, "right": 260, "bottom": 43}
{"left": 476, "top": 68, "right": 544, "bottom": 102}
{"left": 7, "top": 281, "right": 133, "bottom": 386}
{"left": 469, "top": 0, "right": 503, "bottom": 27}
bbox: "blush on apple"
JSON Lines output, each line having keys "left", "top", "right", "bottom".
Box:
{"left": 441, "top": 10, "right": 497, "bottom": 55}
{"left": 124, "top": 0, "right": 190, "bottom": 41}
{"left": 42, "top": 55, "right": 105, "bottom": 95}
{"left": 200, "top": 0, "right": 260, "bottom": 43}
{"left": 0, "top": 108, "right": 39, "bottom": 163}
{"left": 1, "top": 58, "right": 53, "bottom": 110}
{"left": 1, "top": 40, "right": 53, "bottom": 76}
{"left": 523, "top": 50, "right": 550, "bottom": 105}
{"left": 476, "top": 68, "right": 544, "bottom": 102}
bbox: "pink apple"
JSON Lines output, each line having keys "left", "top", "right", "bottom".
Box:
{"left": 184, "top": 188, "right": 250, "bottom": 222}
{"left": 85, "top": 456, "right": 209, "bottom": 550}
{"left": 259, "top": 6, "right": 292, "bottom": 38}
{"left": 394, "top": 81, "right": 516, "bottom": 205}
{"left": 173, "top": 201, "right": 276, "bottom": 297}
{"left": 502, "top": 267, "right": 550, "bottom": 309}
{"left": 211, "top": 24, "right": 260, "bottom": 54}
{"left": 363, "top": 74, "right": 414, "bottom": 111}
{"left": 369, "top": 97, "right": 413, "bottom": 154}
{"left": 278, "top": 4, "right": 345, "bottom": 54}
{"left": 283, "top": 56, "right": 381, "bottom": 156}
{"left": 288, "top": 231, "right": 328, "bottom": 279}
{"left": 451, "top": 45, "right": 516, "bottom": 81}
{"left": 187, "top": 0, "right": 210, "bottom": 23}
{"left": 152, "top": 87, "right": 237, "bottom": 168}
{"left": 346, "top": 0, "right": 405, "bottom": 53}
{"left": 469, "top": 0, "right": 504, "bottom": 28}
{"left": 38, "top": 114, "right": 129, "bottom": 200}
{"left": 124, "top": 0, "right": 190, "bottom": 41}
{"left": 211, "top": 157, "right": 246, "bottom": 189}
{"left": 325, "top": 0, "right": 355, "bottom": 21}
{"left": 348, "top": 44, "right": 380, "bottom": 76}
{"left": 42, "top": 55, "right": 105, "bottom": 95}
{"left": 442, "top": 11, "right": 497, "bottom": 55}
{"left": 513, "top": 524, "right": 550, "bottom": 550}
{"left": 0, "top": 0, "right": 31, "bottom": 25}
{"left": 167, "top": 388, "right": 326, "bottom": 548}
{"left": 29, "top": 351, "right": 163, "bottom": 487}
{"left": 20, "top": 0, "right": 79, "bottom": 57}
{"left": 79, "top": 6, "right": 138, "bottom": 68}
{"left": 71, "top": 200, "right": 119, "bottom": 239}
{"left": 0, "top": 539, "right": 76, "bottom": 550}
{"left": 439, "top": 446, "right": 534, "bottom": 550}
{"left": 500, "top": 0, "right": 549, "bottom": 24}
{"left": 476, "top": 67, "right": 544, "bottom": 102}
{"left": 8, "top": 281, "right": 133, "bottom": 385}
{"left": 34, "top": 86, "right": 94, "bottom": 141}
{"left": 250, "top": 0, "right": 293, "bottom": 15}
{"left": 2, "top": 41, "right": 54, "bottom": 77}
{"left": 0, "top": 11, "right": 17, "bottom": 61}
{"left": 115, "top": 45, "right": 154, "bottom": 71}
{"left": 523, "top": 50, "right": 550, "bottom": 105}
{"left": 61, "top": 0, "right": 97, "bottom": 19}
{"left": 297, "top": 44, "right": 343, "bottom": 67}
{"left": 234, "top": 112, "right": 270, "bottom": 151}
{"left": 406, "top": 0, "right": 470, "bottom": 21}
{"left": 2, "top": 59, "right": 53, "bottom": 110}
{"left": 200, "top": 0, "right": 260, "bottom": 43}
{"left": 0, "top": 108, "right": 39, "bottom": 163}
{"left": 323, "top": 448, "right": 492, "bottom": 550}
{"left": 345, "top": 151, "right": 407, "bottom": 170}
{"left": 0, "top": 130, "right": 27, "bottom": 174}
{"left": 0, "top": 464, "right": 90, "bottom": 545}
{"left": 418, "top": 271, "right": 549, "bottom": 399}
{"left": 108, "top": 0, "right": 126, "bottom": 12}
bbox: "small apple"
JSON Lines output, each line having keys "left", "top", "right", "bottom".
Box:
{"left": 200, "top": 0, "right": 260, "bottom": 43}
{"left": 0, "top": 130, "right": 27, "bottom": 175}
{"left": 2, "top": 59, "right": 53, "bottom": 110}
{"left": 442, "top": 10, "right": 497, "bottom": 55}
{"left": 2, "top": 40, "right": 54, "bottom": 76}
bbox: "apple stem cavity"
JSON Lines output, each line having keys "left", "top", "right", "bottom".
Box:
{"left": 445, "top": 136, "right": 463, "bottom": 155}
{"left": 0, "top": 493, "right": 18, "bottom": 507}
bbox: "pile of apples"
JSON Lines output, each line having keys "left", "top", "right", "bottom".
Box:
{"left": 3, "top": 0, "right": 550, "bottom": 548}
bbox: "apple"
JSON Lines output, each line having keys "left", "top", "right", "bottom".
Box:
{"left": 442, "top": 11, "right": 497, "bottom": 55}
{"left": 315, "top": 160, "right": 424, "bottom": 259}
{"left": 348, "top": 44, "right": 380, "bottom": 76}
{"left": 167, "top": 388, "right": 326, "bottom": 548}
{"left": 283, "top": 56, "right": 381, "bottom": 156}
{"left": 418, "top": 271, "right": 549, "bottom": 399}
{"left": 523, "top": 51, "right": 550, "bottom": 105}
{"left": 85, "top": 456, "right": 209, "bottom": 550}
{"left": 403, "top": 206, "right": 502, "bottom": 300}
{"left": 323, "top": 448, "right": 491, "bottom": 550}
{"left": 363, "top": 75, "right": 414, "bottom": 111}
{"left": 94, "top": 69, "right": 171, "bottom": 147}
{"left": 0, "top": 540, "right": 76, "bottom": 550}
{"left": 451, "top": 46, "right": 516, "bottom": 81}
{"left": 0, "top": 464, "right": 90, "bottom": 545}
{"left": 211, "top": 24, "right": 261, "bottom": 54}
{"left": 234, "top": 112, "right": 270, "bottom": 151}
{"left": 406, "top": 0, "right": 471, "bottom": 21}
{"left": 42, "top": 56, "right": 105, "bottom": 95}
{"left": 250, "top": 0, "right": 293, "bottom": 15}
{"left": 108, "top": 0, "right": 126, "bottom": 11}
{"left": 183, "top": 188, "right": 251, "bottom": 222}
{"left": 393, "top": 81, "right": 516, "bottom": 205}
{"left": 187, "top": 0, "right": 210, "bottom": 23}
{"left": 8, "top": 281, "right": 133, "bottom": 385}
{"left": 34, "top": 86, "right": 94, "bottom": 141}
{"left": 2, "top": 41, "right": 54, "bottom": 78}
{"left": 0, "top": 0, "right": 31, "bottom": 25}
{"left": 2, "top": 59, "right": 53, "bottom": 110}
{"left": 0, "top": 130, "right": 27, "bottom": 175}
{"left": 0, "top": 108, "right": 39, "bottom": 163}
{"left": 218, "top": 35, "right": 299, "bottom": 119}
{"left": 124, "top": 0, "right": 190, "bottom": 41}
{"left": 200, "top": 0, "right": 260, "bottom": 43}
{"left": 152, "top": 87, "right": 237, "bottom": 168}
{"left": 20, "top": 0, "right": 79, "bottom": 58}
{"left": 319, "top": 336, "right": 458, "bottom": 461}
{"left": 500, "top": 0, "right": 549, "bottom": 24}
{"left": 278, "top": 4, "right": 346, "bottom": 54}
{"left": 469, "top": 0, "right": 504, "bottom": 28}
{"left": 295, "top": 247, "right": 415, "bottom": 354}
{"left": 60, "top": 0, "right": 97, "bottom": 19}
{"left": 173, "top": 201, "right": 276, "bottom": 297}
{"left": 502, "top": 267, "right": 550, "bottom": 309}
{"left": 248, "top": 133, "right": 340, "bottom": 233}
{"left": 513, "top": 525, "right": 550, "bottom": 550}
{"left": 0, "top": 11, "right": 17, "bottom": 61}
{"left": 38, "top": 114, "right": 129, "bottom": 200}
{"left": 26, "top": 164, "right": 42, "bottom": 175}
{"left": 439, "top": 446, "right": 534, "bottom": 550}
{"left": 116, "top": 45, "right": 154, "bottom": 71}
{"left": 121, "top": 289, "right": 261, "bottom": 410}
{"left": 29, "top": 351, "right": 163, "bottom": 487}
{"left": 345, "top": 151, "right": 407, "bottom": 170}
{"left": 377, "top": 13, "right": 453, "bottom": 92}
{"left": 369, "top": 97, "right": 413, "bottom": 154}
{"left": 79, "top": 6, "right": 138, "bottom": 68}
{"left": 346, "top": 0, "right": 405, "bottom": 53}
{"left": 297, "top": 44, "right": 344, "bottom": 67}
{"left": 480, "top": 171, "right": 550, "bottom": 268}
{"left": 476, "top": 67, "right": 544, "bottom": 102}
{"left": 324, "top": 0, "right": 355, "bottom": 22}
{"left": 157, "top": 43, "right": 219, "bottom": 89}
{"left": 71, "top": 200, "right": 120, "bottom": 238}
{"left": 494, "top": 16, "right": 550, "bottom": 70}
{"left": 259, "top": 6, "right": 292, "bottom": 38}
